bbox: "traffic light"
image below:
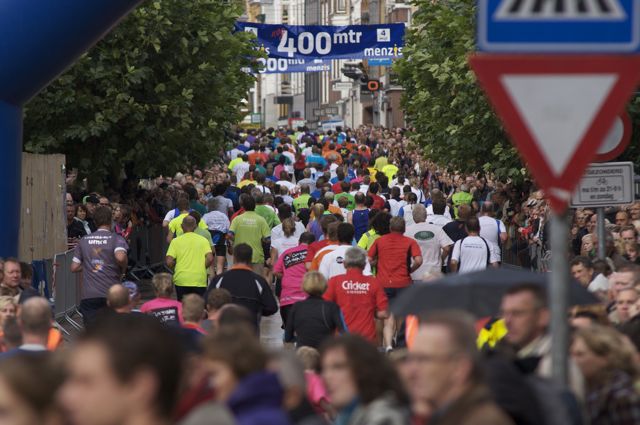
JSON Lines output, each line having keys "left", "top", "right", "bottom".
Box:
{"left": 367, "top": 79, "right": 380, "bottom": 91}
{"left": 360, "top": 77, "right": 382, "bottom": 93}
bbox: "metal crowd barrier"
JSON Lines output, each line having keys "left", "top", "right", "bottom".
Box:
{"left": 501, "top": 243, "right": 519, "bottom": 267}
{"left": 500, "top": 240, "right": 544, "bottom": 272}
{"left": 127, "top": 224, "right": 170, "bottom": 282}
{"left": 25, "top": 251, "right": 80, "bottom": 336}
{"left": 51, "top": 250, "right": 83, "bottom": 335}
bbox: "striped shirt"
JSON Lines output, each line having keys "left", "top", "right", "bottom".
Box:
{"left": 202, "top": 211, "right": 230, "bottom": 233}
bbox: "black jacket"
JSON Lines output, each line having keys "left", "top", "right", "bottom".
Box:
{"left": 284, "top": 296, "right": 345, "bottom": 348}
{"left": 210, "top": 269, "right": 278, "bottom": 325}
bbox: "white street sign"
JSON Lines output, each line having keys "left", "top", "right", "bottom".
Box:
{"left": 571, "top": 161, "right": 635, "bottom": 207}
{"left": 333, "top": 82, "right": 352, "bottom": 91}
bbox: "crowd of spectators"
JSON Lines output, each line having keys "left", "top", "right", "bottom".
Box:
{"left": 0, "top": 124, "right": 636, "bottom": 424}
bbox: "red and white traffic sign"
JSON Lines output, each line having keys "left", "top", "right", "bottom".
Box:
{"left": 469, "top": 55, "right": 640, "bottom": 212}
{"left": 595, "top": 112, "right": 632, "bottom": 162}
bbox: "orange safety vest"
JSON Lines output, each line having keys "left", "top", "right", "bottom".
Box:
{"left": 405, "top": 315, "right": 419, "bottom": 349}
{"left": 47, "top": 328, "right": 63, "bottom": 351}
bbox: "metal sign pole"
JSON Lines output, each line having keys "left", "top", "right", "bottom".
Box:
{"left": 550, "top": 212, "right": 569, "bottom": 387}
{"left": 597, "top": 207, "right": 606, "bottom": 260}
{"left": 471, "top": 0, "right": 640, "bottom": 388}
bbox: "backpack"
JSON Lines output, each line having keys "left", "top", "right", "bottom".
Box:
{"left": 457, "top": 235, "right": 491, "bottom": 267}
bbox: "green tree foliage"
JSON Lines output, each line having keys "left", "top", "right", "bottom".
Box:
{"left": 24, "top": 0, "right": 258, "bottom": 186}
{"left": 397, "top": 0, "right": 640, "bottom": 180}
{"left": 395, "top": 0, "right": 526, "bottom": 181}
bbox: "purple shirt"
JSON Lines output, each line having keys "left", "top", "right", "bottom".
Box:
{"left": 73, "top": 229, "right": 128, "bottom": 299}
{"left": 273, "top": 245, "right": 309, "bottom": 306}
{"left": 308, "top": 220, "right": 323, "bottom": 241}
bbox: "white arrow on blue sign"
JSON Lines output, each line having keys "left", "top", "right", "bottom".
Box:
{"left": 477, "top": 0, "right": 640, "bottom": 52}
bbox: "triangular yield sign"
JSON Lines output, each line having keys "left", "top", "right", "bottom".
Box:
{"left": 469, "top": 55, "right": 640, "bottom": 212}
{"left": 502, "top": 74, "right": 617, "bottom": 177}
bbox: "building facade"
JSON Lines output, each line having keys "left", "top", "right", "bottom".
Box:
{"left": 244, "top": 0, "right": 412, "bottom": 129}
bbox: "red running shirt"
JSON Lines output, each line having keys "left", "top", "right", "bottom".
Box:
{"left": 368, "top": 232, "right": 421, "bottom": 288}
{"left": 324, "top": 269, "right": 388, "bottom": 342}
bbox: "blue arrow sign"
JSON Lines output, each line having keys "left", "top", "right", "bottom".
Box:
{"left": 477, "top": 0, "right": 640, "bottom": 52}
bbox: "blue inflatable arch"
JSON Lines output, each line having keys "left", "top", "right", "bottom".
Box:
{"left": 0, "top": 0, "right": 142, "bottom": 257}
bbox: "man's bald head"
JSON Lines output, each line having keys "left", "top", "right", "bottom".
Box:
{"left": 481, "top": 201, "right": 494, "bottom": 215}
{"left": 107, "top": 284, "right": 131, "bottom": 313}
{"left": 431, "top": 188, "right": 444, "bottom": 201}
{"left": 181, "top": 215, "right": 197, "bottom": 233}
{"left": 19, "top": 297, "right": 52, "bottom": 338}
{"left": 412, "top": 204, "right": 427, "bottom": 223}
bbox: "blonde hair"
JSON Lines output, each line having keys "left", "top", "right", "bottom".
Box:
{"left": 312, "top": 203, "right": 325, "bottom": 219}
{"left": 282, "top": 218, "right": 296, "bottom": 238}
{"left": 574, "top": 325, "right": 639, "bottom": 378}
{"left": 296, "top": 346, "right": 321, "bottom": 372}
{"left": 302, "top": 271, "right": 327, "bottom": 297}
{"left": 152, "top": 273, "right": 174, "bottom": 298}
{"left": 182, "top": 294, "right": 205, "bottom": 323}
{"left": 0, "top": 296, "right": 16, "bottom": 311}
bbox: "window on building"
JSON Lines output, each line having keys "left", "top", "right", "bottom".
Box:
{"left": 336, "top": 0, "right": 347, "bottom": 13}
{"left": 388, "top": 69, "right": 400, "bottom": 87}
{"left": 279, "top": 104, "right": 289, "bottom": 120}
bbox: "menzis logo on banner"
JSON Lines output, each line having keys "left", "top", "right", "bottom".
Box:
{"left": 235, "top": 22, "right": 405, "bottom": 73}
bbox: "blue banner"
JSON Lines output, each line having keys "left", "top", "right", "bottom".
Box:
{"left": 256, "top": 57, "right": 330, "bottom": 74}
{"left": 236, "top": 22, "right": 405, "bottom": 66}
{"left": 367, "top": 58, "right": 393, "bottom": 67}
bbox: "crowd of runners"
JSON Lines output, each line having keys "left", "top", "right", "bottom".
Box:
{"left": 0, "top": 125, "right": 639, "bottom": 424}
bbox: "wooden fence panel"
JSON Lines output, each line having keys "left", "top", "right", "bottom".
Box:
{"left": 19, "top": 153, "right": 33, "bottom": 260}
{"left": 19, "top": 153, "right": 66, "bottom": 262}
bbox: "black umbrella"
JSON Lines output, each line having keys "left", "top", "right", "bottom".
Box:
{"left": 391, "top": 268, "right": 599, "bottom": 317}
